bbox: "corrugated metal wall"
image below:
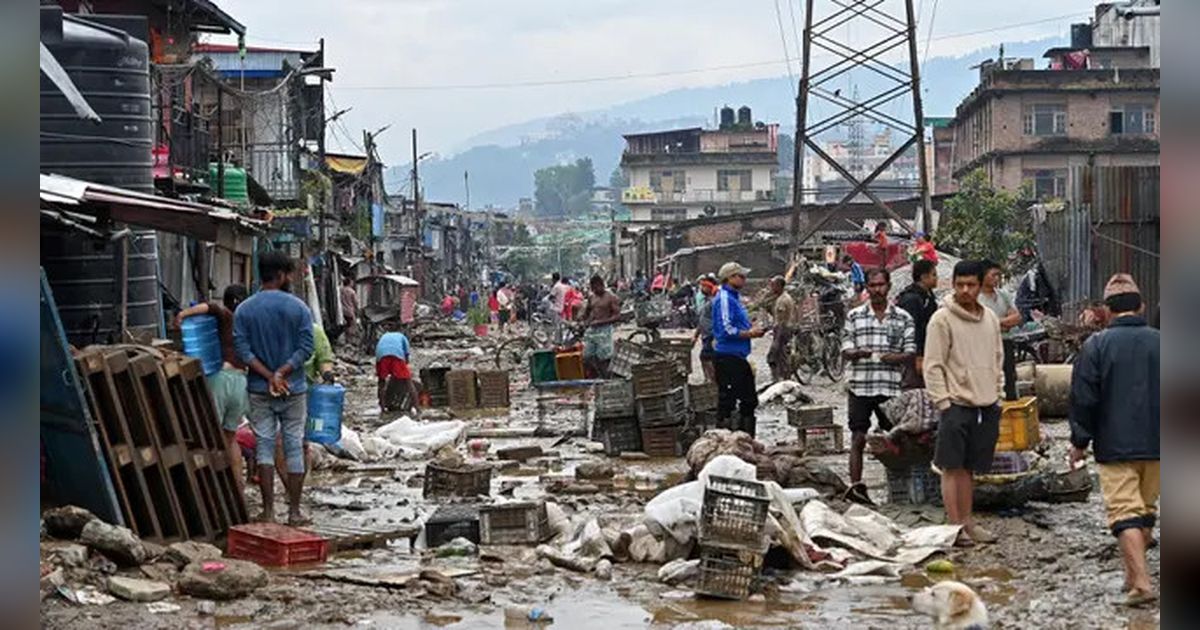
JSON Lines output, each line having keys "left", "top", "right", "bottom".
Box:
{"left": 1035, "top": 166, "right": 1159, "bottom": 318}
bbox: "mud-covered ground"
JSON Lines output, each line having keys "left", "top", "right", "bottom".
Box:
{"left": 42, "top": 323, "right": 1159, "bottom": 629}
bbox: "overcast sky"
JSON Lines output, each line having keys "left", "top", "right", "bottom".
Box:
{"left": 209, "top": 0, "right": 1097, "bottom": 165}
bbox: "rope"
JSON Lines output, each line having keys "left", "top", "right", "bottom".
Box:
{"left": 1090, "top": 225, "right": 1159, "bottom": 259}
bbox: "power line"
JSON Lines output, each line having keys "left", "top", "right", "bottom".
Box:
{"left": 772, "top": 0, "right": 796, "bottom": 85}
{"left": 331, "top": 12, "right": 1089, "bottom": 92}
{"left": 922, "top": 0, "right": 941, "bottom": 68}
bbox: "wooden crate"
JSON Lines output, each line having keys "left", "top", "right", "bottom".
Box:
{"left": 786, "top": 404, "right": 834, "bottom": 428}
{"left": 641, "top": 424, "right": 683, "bottom": 457}
{"left": 479, "top": 501, "right": 550, "bottom": 545}
{"left": 797, "top": 424, "right": 845, "bottom": 455}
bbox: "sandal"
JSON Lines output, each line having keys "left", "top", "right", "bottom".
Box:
{"left": 954, "top": 531, "right": 976, "bottom": 548}
{"left": 1122, "top": 588, "right": 1158, "bottom": 608}
{"left": 844, "top": 483, "right": 875, "bottom": 506}
{"left": 287, "top": 511, "right": 313, "bottom": 527}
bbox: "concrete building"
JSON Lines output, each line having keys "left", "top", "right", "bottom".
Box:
{"left": 802, "top": 127, "right": 922, "bottom": 204}
{"left": 943, "top": 21, "right": 1158, "bottom": 201}
{"left": 619, "top": 106, "right": 779, "bottom": 223}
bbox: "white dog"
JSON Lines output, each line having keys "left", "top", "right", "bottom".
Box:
{"left": 911, "top": 580, "right": 989, "bottom": 629}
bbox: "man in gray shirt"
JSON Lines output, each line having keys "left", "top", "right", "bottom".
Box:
{"left": 979, "top": 260, "right": 1022, "bottom": 400}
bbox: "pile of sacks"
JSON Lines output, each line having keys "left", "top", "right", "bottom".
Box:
{"left": 323, "top": 416, "right": 467, "bottom": 465}
{"left": 685, "top": 429, "right": 849, "bottom": 496}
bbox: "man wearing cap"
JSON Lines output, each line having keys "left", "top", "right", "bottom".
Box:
{"left": 765, "top": 276, "right": 798, "bottom": 381}
{"left": 693, "top": 273, "right": 719, "bottom": 383}
{"left": 712, "top": 262, "right": 766, "bottom": 437}
{"left": 1069, "top": 274, "right": 1160, "bottom": 607}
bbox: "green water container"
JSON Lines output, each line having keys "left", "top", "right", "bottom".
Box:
{"left": 530, "top": 350, "right": 557, "bottom": 384}
{"left": 208, "top": 162, "right": 249, "bottom": 203}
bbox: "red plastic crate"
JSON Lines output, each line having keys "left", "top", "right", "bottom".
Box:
{"left": 226, "top": 522, "right": 329, "bottom": 567}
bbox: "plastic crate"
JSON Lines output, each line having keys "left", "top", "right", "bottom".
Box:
{"left": 653, "top": 338, "right": 694, "bottom": 375}
{"left": 479, "top": 501, "right": 550, "bottom": 545}
{"left": 592, "top": 415, "right": 642, "bottom": 456}
{"left": 886, "top": 464, "right": 943, "bottom": 506}
{"left": 631, "top": 360, "right": 676, "bottom": 397}
{"left": 798, "top": 424, "right": 845, "bottom": 454}
{"left": 594, "top": 380, "right": 635, "bottom": 419}
{"left": 446, "top": 370, "right": 478, "bottom": 409}
{"left": 787, "top": 404, "right": 834, "bottom": 428}
{"left": 997, "top": 396, "right": 1040, "bottom": 452}
{"left": 640, "top": 424, "right": 683, "bottom": 457}
{"left": 610, "top": 340, "right": 651, "bottom": 379}
{"left": 687, "top": 383, "right": 719, "bottom": 412}
{"left": 700, "top": 476, "right": 770, "bottom": 550}
{"left": 419, "top": 367, "right": 451, "bottom": 407}
{"left": 555, "top": 351, "right": 585, "bottom": 381}
{"left": 635, "top": 296, "right": 672, "bottom": 326}
{"left": 694, "top": 544, "right": 764, "bottom": 600}
{"left": 988, "top": 451, "right": 1030, "bottom": 475}
{"left": 226, "top": 522, "right": 328, "bottom": 567}
{"left": 476, "top": 370, "right": 510, "bottom": 408}
{"left": 423, "top": 461, "right": 492, "bottom": 499}
{"left": 425, "top": 504, "right": 481, "bottom": 547}
{"left": 636, "top": 387, "right": 687, "bottom": 427}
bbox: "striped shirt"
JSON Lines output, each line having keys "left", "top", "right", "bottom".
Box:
{"left": 841, "top": 302, "right": 916, "bottom": 397}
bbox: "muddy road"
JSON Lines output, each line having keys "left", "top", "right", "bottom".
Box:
{"left": 42, "top": 325, "right": 1159, "bottom": 629}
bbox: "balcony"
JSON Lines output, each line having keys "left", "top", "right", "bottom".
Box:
{"left": 622, "top": 187, "right": 773, "bottom": 205}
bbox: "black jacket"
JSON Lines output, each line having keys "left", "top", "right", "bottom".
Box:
{"left": 895, "top": 283, "right": 937, "bottom": 353}
{"left": 1069, "top": 316, "right": 1160, "bottom": 462}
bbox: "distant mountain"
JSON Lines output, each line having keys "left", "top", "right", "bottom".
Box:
{"left": 389, "top": 37, "right": 1058, "bottom": 207}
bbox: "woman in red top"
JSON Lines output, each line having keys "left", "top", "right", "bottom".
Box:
{"left": 487, "top": 289, "right": 500, "bottom": 325}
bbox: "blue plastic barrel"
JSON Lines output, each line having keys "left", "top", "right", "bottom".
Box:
{"left": 180, "top": 314, "right": 222, "bottom": 376}
{"left": 306, "top": 383, "right": 345, "bottom": 445}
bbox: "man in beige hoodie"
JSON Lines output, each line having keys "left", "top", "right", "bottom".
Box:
{"left": 924, "top": 260, "right": 1004, "bottom": 547}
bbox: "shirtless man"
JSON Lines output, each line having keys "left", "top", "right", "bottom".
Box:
{"left": 579, "top": 274, "right": 622, "bottom": 378}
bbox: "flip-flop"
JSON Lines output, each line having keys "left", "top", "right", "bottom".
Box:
{"left": 288, "top": 513, "right": 313, "bottom": 527}
{"left": 954, "top": 532, "right": 976, "bottom": 548}
{"left": 1122, "top": 589, "right": 1158, "bottom": 608}
{"left": 254, "top": 511, "right": 275, "bottom": 523}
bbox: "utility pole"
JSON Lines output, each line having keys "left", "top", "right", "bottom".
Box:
{"left": 411, "top": 129, "right": 425, "bottom": 295}
{"left": 317, "top": 37, "right": 328, "bottom": 257}
{"left": 791, "top": 0, "right": 930, "bottom": 251}
{"left": 463, "top": 170, "right": 470, "bottom": 210}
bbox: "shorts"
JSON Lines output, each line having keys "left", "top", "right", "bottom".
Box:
{"left": 376, "top": 355, "right": 412, "bottom": 380}
{"left": 1097, "top": 460, "right": 1160, "bottom": 536}
{"left": 933, "top": 403, "right": 1000, "bottom": 474}
{"left": 206, "top": 368, "right": 249, "bottom": 432}
{"left": 248, "top": 392, "right": 307, "bottom": 474}
{"left": 847, "top": 392, "right": 892, "bottom": 433}
{"left": 583, "top": 324, "right": 615, "bottom": 360}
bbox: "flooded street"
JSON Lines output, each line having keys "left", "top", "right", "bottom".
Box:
{"left": 41, "top": 326, "right": 1159, "bottom": 629}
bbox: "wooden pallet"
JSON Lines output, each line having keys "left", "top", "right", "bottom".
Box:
{"left": 73, "top": 346, "right": 248, "bottom": 543}
{"left": 307, "top": 522, "right": 422, "bottom": 552}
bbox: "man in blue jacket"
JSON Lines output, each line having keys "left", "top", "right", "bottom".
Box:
{"left": 235, "top": 251, "right": 314, "bottom": 525}
{"left": 712, "top": 262, "right": 766, "bottom": 437}
{"left": 1069, "top": 273, "right": 1159, "bottom": 607}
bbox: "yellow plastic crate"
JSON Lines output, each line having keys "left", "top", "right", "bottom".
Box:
{"left": 996, "top": 396, "right": 1040, "bottom": 452}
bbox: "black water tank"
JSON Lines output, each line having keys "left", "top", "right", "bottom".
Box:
{"left": 737, "top": 106, "right": 752, "bottom": 127}
{"left": 1070, "top": 23, "right": 1093, "bottom": 50}
{"left": 719, "top": 106, "right": 735, "bottom": 129}
{"left": 40, "top": 7, "right": 161, "bottom": 344}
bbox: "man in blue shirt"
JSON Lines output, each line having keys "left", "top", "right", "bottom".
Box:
{"left": 712, "top": 262, "right": 766, "bottom": 437}
{"left": 375, "top": 331, "right": 416, "bottom": 412}
{"left": 234, "top": 251, "right": 314, "bottom": 525}
{"left": 843, "top": 254, "right": 866, "bottom": 293}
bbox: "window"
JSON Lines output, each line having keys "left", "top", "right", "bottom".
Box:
{"left": 1024, "top": 169, "right": 1067, "bottom": 201}
{"left": 1110, "top": 104, "right": 1156, "bottom": 135}
{"left": 650, "top": 208, "right": 686, "bottom": 222}
{"left": 649, "top": 170, "right": 685, "bottom": 193}
{"left": 717, "top": 169, "right": 752, "bottom": 192}
{"left": 1023, "top": 104, "right": 1067, "bottom": 136}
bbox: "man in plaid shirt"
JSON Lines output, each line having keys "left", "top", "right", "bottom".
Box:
{"left": 841, "top": 267, "right": 916, "bottom": 504}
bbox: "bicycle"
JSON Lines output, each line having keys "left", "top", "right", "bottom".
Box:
{"left": 785, "top": 312, "right": 845, "bottom": 384}
{"left": 493, "top": 320, "right": 586, "bottom": 371}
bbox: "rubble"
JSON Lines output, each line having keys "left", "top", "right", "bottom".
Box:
{"left": 162, "top": 537, "right": 223, "bottom": 566}
{"left": 79, "top": 520, "right": 148, "bottom": 567}
{"left": 106, "top": 576, "right": 171, "bottom": 602}
{"left": 177, "top": 560, "right": 268, "bottom": 600}
{"left": 44, "top": 541, "right": 88, "bottom": 568}
{"left": 42, "top": 505, "right": 98, "bottom": 539}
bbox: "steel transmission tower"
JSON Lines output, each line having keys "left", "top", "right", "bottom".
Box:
{"left": 789, "top": 0, "right": 933, "bottom": 252}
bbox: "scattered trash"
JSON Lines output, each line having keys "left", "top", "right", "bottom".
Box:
{"left": 925, "top": 559, "right": 955, "bottom": 573}
{"left": 145, "top": 601, "right": 182, "bottom": 614}
{"left": 72, "top": 586, "right": 116, "bottom": 606}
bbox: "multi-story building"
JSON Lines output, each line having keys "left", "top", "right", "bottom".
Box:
{"left": 802, "top": 127, "right": 922, "bottom": 204}
{"left": 619, "top": 106, "right": 778, "bottom": 223}
{"left": 943, "top": 7, "right": 1159, "bottom": 200}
